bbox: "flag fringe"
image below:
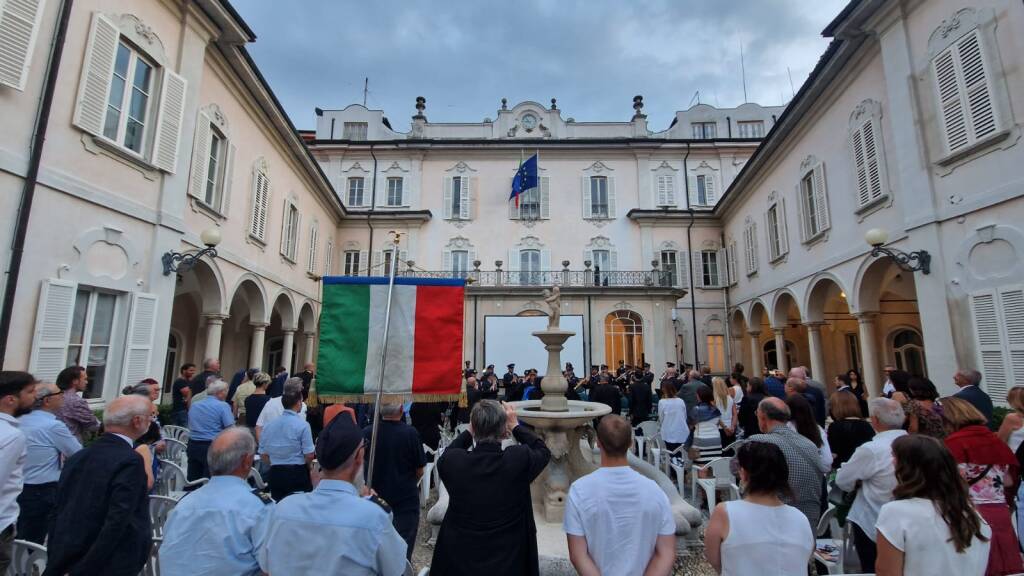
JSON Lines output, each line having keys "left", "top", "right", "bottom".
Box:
{"left": 315, "top": 393, "right": 467, "bottom": 406}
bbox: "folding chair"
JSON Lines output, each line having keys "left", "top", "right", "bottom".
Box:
{"left": 690, "top": 457, "right": 740, "bottom": 511}
{"left": 420, "top": 445, "right": 438, "bottom": 507}
{"left": 8, "top": 539, "right": 47, "bottom": 576}
{"left": 813, "top": 506, "right": 847, "bottom": 575}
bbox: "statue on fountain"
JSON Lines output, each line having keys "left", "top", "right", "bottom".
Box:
{"left": 542, "top": 285, "right": 561, "bottom": 329}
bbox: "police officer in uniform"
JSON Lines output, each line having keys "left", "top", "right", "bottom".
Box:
{"left": 502, "top": 364, "right": 518, "bottom": 401}
{"left": 159, "top": 427, "right": 273, "bottom": 575}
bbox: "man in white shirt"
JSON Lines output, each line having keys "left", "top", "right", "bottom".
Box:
{"left": 254, "top": 377, "right": 308, "bottom": 440}
{"left": 0, "top": 372, "right": 37, "bottom": 572}
{"left": 835, "top": 397, "right": 906, "bottom": 573}
{"left": 564, "top": 415, "right": 676, "bottom": 576}
{"left": 881, "top": 365, "right": 896, "bottom": 397}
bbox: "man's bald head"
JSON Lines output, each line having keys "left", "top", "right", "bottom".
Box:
{"left": 208, "top": 427, "right": 256, "bottom": 477}
{"left": 596, "top": 415, "right": 633, "bottom": 458}
{"left": 788, "top": 367, "right": 807, "bottom": 380}
{"left": 758, "top": 396, "right": 790, "bottom": 425}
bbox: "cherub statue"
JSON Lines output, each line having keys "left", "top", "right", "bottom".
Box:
{"left": 542, "top": 285, "right": 561, "bottom": 329}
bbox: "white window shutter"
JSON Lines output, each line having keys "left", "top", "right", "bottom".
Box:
{"left": 693, "top": 252, "right": 704, "bottom": 289}
{"left": 122, "top": 292, "right": 158, "bottom": 387}
{"left": 971, "top": 290, "right": 1007, "bottom": 397}
{"left": 28, "top": 279, "right": 77, "bottom": 383}
{"left": 583, "top": 249, "right": 593, "bottom": 268}
{"left": 727, "top": 244, "right": 738, "bottom": 285}
{"left": 460, "top": 177, "right": 471, "bottom": 220}
{"left": 688, "top": 176, "right": 699, "bottom": 207}
{"left": 507, "top": 248, "right": 518, "bottom": 272}
{"left": 443, "top": 249, "right": 452, "bottom": 272}
{"left": 358, "top": 250, "right": 368, "bottom": 275}
{"left": 957, "top": 31, "right": 997, "bottom": 142}
{"left": 863, "top": 120, "right": 882, "bottom": 203}
{"left": 372, "top": 250, "right": 382, "bottom": 275}
{"left": 656, "top": 175, "right": 667, "bottom": 206}
{"left": 665, "top": 175, "right": 677, "bottom": 206}
{"left": 280, "top": 201, "right": 290, "bottom": 256}
{"left": 151, "top": 69, "right": 187, "bottom": 173}
{"left": 717, "top": 249, "right": 727, "bottom": 287}
{"left": 609, "top": 250, "right": 618, "bottom": 272}
{"left": 251, "top": 170, "right": 269, "bottom": 241}
{"left": 72, "top": 12, "right": 119, "bottom": 136}
{"left": 581, "top": 176, "right": 592, "bottom": 218}
{"left": 933, "top": 46, "right": 969, "bottom": 153}
{"left": 324, "top": 241, "right": 333, "bottom": 275}
{"left": 469, "top": 249, "right": 478, "bottom": 268}
{"left": 541, "top": 249, "right": 551, "bottom": 273}
{"left": 705, "top": 175, "right": 716, "bottom": 204}
{"left": 399, "top": 250, "right": 408, "bottom": 272}
{"left": 0, "top": 0, "right": 46, "bottom": 90}
{"left": 851, "top": 127, "right": 870, "bottom": 207}
{"left": 220, "top": 143, "right": 236, "bottom": 216}
{"left": 779, "top": 199, "right": 790, "bottom": 255}
{"left": 607, "top": 177, "right": 617, "bottom": 218}
{"left": 813, "top": 164, "right": 829, "bottom": 233}
{"left": 540, "top": 177, "right": 550, "bottom": 219}
{"left": 442, "top": 176, "right": 453, "bottom": 219}
{"left": 1001, "top": 287, "right": 1024, "bottom": 388}
{"left": 187, "top": 113, "right": 211, "bottom": 199}
{"left": 796, "top": 183, "right": 809, "bottom": 243}
{"left": 678, "top": 251, "right": 689, "bottom": 288}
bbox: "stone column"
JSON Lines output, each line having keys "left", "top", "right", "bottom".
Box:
{"left": 856, "top": 313, "right": 881, "bottom": 397}
{"left": 249, "top": 323, "right": 268, "bottom": 369}
{"left": 731, "top": 336, "right": 744, "bottom": 372}
{"left": 281, "top": 329, "right": 295, "bottom": 374}
{"left": 303, "top": 332, "right": 316, "bottom": 364}
{"left": 773, "top": 328, "right": 788, "bottom": 374}
{"left": 748, "top": 330, "right": 762, "bottom": 377}
{"left": 203, "top": 314, "right": 226, "bottom": 362}
{"left": 805, "top": 322, "right": 826, "bottom": 390}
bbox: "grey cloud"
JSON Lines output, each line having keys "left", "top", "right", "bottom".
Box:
{"left": 234, "top": 0, "right": 842, "bottom": 130}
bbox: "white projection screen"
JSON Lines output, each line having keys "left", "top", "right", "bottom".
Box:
{"left": 484, "top": 315, "right": 585, "bottom": 376}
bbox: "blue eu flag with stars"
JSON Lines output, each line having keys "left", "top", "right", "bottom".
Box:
{"left": 510, "top": 154, "right": 539, "bottom": 207}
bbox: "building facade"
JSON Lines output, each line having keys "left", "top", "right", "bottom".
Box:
{"left": 0, "top": 0, "right": 343, "bottom": 403}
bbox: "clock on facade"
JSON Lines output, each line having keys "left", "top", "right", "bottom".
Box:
{"left": 521, "top": 113, "right": 538, "bottom": 131}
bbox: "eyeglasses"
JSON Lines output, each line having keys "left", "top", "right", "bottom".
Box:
{"left": 37, "top": 390, "right": 60, "bottom": 401}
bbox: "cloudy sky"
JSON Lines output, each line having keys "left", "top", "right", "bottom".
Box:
{"left": 233, "top": 0, "right": 845, "bottom": 132}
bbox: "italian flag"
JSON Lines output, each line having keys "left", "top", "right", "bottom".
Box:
{"left": 315, "top": 276, "right": 466, "bottom": 402}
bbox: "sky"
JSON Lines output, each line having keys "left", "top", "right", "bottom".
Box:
{"left": 232, "top": 0, "right": 846, "bottom": 133}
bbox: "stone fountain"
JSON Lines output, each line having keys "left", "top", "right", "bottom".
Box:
{"left": 428, "top": 286, "right": 702, "bottom": 571}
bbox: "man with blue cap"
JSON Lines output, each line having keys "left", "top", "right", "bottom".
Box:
{"left": 259, "top": 410, "right": 407, "bottom": 575}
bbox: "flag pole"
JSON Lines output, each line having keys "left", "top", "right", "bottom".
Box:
{"left": 366, "top": 230, "right": 401, "bottom": 489}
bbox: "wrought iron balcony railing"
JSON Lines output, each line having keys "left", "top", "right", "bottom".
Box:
{"left": 366, "top": 269, "right": 685, "bottom": 289}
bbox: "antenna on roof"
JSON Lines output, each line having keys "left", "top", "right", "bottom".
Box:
{"left": 689, "top": 90, "right": 700, "bottom": 107}
{"left": 740, "top": 40, "right": 748, "bottom": 103}
{"left": 363, "top": 77, "right": 369, "bottom": 107}
{"left": 787, "top": 67, "right": 796, "bottom": 99}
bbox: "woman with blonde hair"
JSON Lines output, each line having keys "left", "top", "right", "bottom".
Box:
{"left": 997, "top": 386, "right": 1024, "bottom": 453}
{"left": 943, "top": 397, "right": 1022, "bottom": 576}
{"left": 713, "top": 376, "right": 737, "bottom": 445}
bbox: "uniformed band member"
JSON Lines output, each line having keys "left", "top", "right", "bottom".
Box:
{"left": 159, "top": 427, "right": 272, "bottom": 576}
{"left": 258, "top": 380, "right": 314, "bottom": 501}
{"left": 502, "top": 364, "right": 517, "bottom": 400}
{"left": 260, "top": 411, "right": 407, "bottom": 575}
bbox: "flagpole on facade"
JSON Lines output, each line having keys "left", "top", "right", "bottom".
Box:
{"left": 366, "top": 230, "right": 401, "bottom": 488}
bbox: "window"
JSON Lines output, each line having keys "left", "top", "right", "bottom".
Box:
{"left": 696, "top": 175, "right": 709, "bottom": 205}
{"left": 765, "top": 194, "right": 789, "bottom": 262}
{"left": 737, "top": 121, "right": 765, "bottom": 138}
{"left": 933, "top": 29, "right": 998, "bottom": 155}
{"left": 969, "top": 287, "right": 1024, "bottom": 400}
{"left": 801, "top": 173, "right": 820, "bottom": 237}
{"left": 451, "top": 176, "right": 464, "bottom": 217}
{"left": 324, "top": 241, "right": 334, "bottom": 275}
{"left": 691, "top": 173, "right": 716, "bottom": 207}
{"left": 592, "top": 249, "right": 611, "bottom": 272}
{"left": 343, "top": 122, "right": 368, "bottom": 140}
{"left": 692, "top": 122, "right": 717, "bottom": 139}
{"left": 589, "top": 176, "right": 609, "bottom": 218}
{"left": 726, "top": 242, "right": 738, "bottom": 286}
{"left": 520, "top": 249, "right": 541, "bottom": 285}
{"left": 67, "top": 288, "right": 118, "bottom": 399}
{"left": 347, "top": 177, "right": 365, "bottom": 207}
{"left": 660, "top": 251, "right": 679, "bottom": 287}
{"left": 520, "top": 187, "right": 541, "bottom": 220}
{"left": 797, "top": 160, "right": 830, "bottom": 241}
{"left": 344, "top": 251, "right": 361, "bottom": 276}
{"left": 767, "top": 206, "right": 782, "bottom": 259}
{"left": 249, "top": 165, "right": 270, "bottom": 241}
{"left": 850, "top": 102, "right": 886, "bottom": 208}
{"left": 451, "top": 250, "right": 469, "bottom": 277}
{"left": 845, "top": 333, "right": 861, "bottom": 374}
{"left": 445, "top": 175, "right": 473, "bottom": 220}
{"left": 386, "top": 177, "right": 403, "bottom": 206}
{"left": 656, "top": 174, "right": 676, "bottom": 206}
{"left": 306, "top": 224, "right": 318, "bottom": 273}
{"left": 701, "top": 251, "right": 720, "bottom": 287}
{"left": 892, "top": 329, "right": 926, "bottom": 377}
{"left": 605, "top": 311, "right": 644, "bottom": 369}
{"left": 706, "top": 335, "right": 726, "bottom": 372}
{"left": 383, "top": 251, "right": 395, "bottom": 276}
{"left": 203, "top": 130, "right": 225, "bottom": 207}
{"left": 103, "top": 42, "right": 154, "bottom": 154}
{"left": 743, "top": 221, "right": 759, "bottom": 275}
{"left": 281, "top": 202, "right": 300, "bottom": 261}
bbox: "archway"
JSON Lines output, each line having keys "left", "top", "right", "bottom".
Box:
{"left": 225, "top": 276, "right": 269, "bottom": 374}
{"left": 297, "top": 301, "right": 318, "bottom": 368}
{"left": 806, "top": 275, "right": 857, "bottom": 391}
{"left": 890, "top": 328, "right": 926, "bottom": 377}
{"left": 729, "top": 308, "right": 750, "bottom": 375}
{"left": 169, "top": 258, "right": 224, "bottom": 370}
{"left": 604, "top": 311, "right": 644, "bottom": 369}
{"left": 855, "top": 256, "right": 922, "bottom": 395}
{"left": 267, "top": 291, "right": 297, "bottom": 374}
{"left": 769, "top": 291, "right": 803, "bottom": 374}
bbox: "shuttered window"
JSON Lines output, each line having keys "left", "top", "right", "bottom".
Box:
{"left": 306, "top": 224, "right": 318, "bottom": 273}
{"left": 249, "top": 166, "right": 270, "bottom": 241}
{"left": 970, "top": 287, "right": 1024, "bottom": 401}
{"left": 0, "top": 0, "right": 48, "bottom": 90}
{"left": 851, "top": 117, "right": 884, "bottom": 207}
{"left": 744, "top": 222, "right": 759, "bottom": 275}
{"left": 656, "top": 174, "right": 676, "bottom": 206}
{"left": 510, "top": 177, "right": 549, "bottom": 220}
{"left": 344, "top": 251, "right": 361, "bottom": 276}
{"left": 798, "top": 164, "right": 830, "bottom": 241}
{"left": 691, "top": 174, "right": 716, "bottom": 207}
{"left": 347, "top": 177, "right": 365, "bottom": 207}
{"left": 281, "top": 201, "right": 300, "bottom": 261}
{"left": 324, "top": 240, "right": 333, "bottom": 276}
{"left": 766, "top": 199, "right": 789, "bottom": 262}
{"left": 444, "top": 176, "right": 473, "bottom": 220}
{"left": 726, "top": 242, "right": 738, "bottom": 286}
{"left": 933, "top": 29, "right": 999, "bottom": 155}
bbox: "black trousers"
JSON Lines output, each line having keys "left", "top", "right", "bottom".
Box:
{"left": 393, "top": 509, "right": 419, "bottom": 561}
{"left": 186, "top": 440, "right": 211, "bottom": 481}
{"left": 851, "top": 521, "right": 877, "bottom": 573}
{"left": 268, "top": 464, "right": 312, "bottom": 502}
{"left": 16, "top": 482, "right": 57, "bottom": 544}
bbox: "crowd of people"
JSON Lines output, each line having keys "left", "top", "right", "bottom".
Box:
{"left": 0, "top": 356, "right": 1023, "bottom": 575}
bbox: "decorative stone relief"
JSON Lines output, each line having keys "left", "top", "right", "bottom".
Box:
{"left": 62, "top": 225, "right": 143, "bottom": 290}
{"left": 799, "top": 154, "right": 819, "bottom": 174}
{"left": 586, "top": 236, "right": 613, "bottom": 249}
{"left": 613, "top": 301, "right": 634, "bottom": 310}
{"left": 445, "top": 236, "right": 474, "bottom": 250}
{"left": 585, "top": 161, "right": 614, "bottom": 174}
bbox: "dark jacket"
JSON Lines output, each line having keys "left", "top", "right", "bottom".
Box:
{"left": 590, "top": 383, "right": 622, "bottom": 416}
{"left": 44, "top": 434, "right": 151, "bottom": 576}
{"left": 803, "top": 386, "right": 827, "bottom": 427}
{"left": 189, "top": 369, "right": 218, "bottom": 395}
{"left": 737, "top": 392, "right": 765, "bottom": 437}
{"left": 628, "top": 381, "right": 654, "bottom": 425}
{"left": 954, "top": 385, "right": 994, "bottom": 429}
{"left": 268, "top": 372, "right": 288, "bottom": 398}
{"left": 431, "top": 427, "right": 550, "bottom": 576}
{"left": 409, "top": 402, "right": 445, "bottom": 451}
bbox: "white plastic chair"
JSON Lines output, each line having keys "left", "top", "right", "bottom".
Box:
{"left": 8, "top": 539, "right": 47, "bottom": 576}
{"left": 247, "top": 466, "right": 268, "bottom": 491}
{"left": 163, "top": 425, "right": 190, "bottom": 443}
{"left": 156, "top": 459, "right": 208, "bottom": 499}
{"left": 690, "top": 457, "right": 740, "bottom": 511}
{"left": 149, "top": 495, "right": 178, "bottom": 538}
{"left": 420, "top": 444, "right": 438, "bottom": 507}
{"left": 667, "top": 450, "right": 691, "bottom": 496}
{"left": 162, "top": 437, "right": 187, "bottom": 469}
{"left": 813, "top": 506, "right": 846, "bottom": 574}
{"left": 634, "top": 421, "right": 660, "bottom": 458}
{"left": 140, "top": 536, "right": 161, "bottom": 576}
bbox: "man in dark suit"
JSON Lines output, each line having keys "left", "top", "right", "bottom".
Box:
{"left": 267, "top": 366, "right": 289, "bottom": 398}
{"left": 590, "top": 374, "right": 622, "bottom": 417}
{"left": 953, "top": 369, "right": 994, "bottom": 428}
{"left": 628, "top": 366, "right": 654, "bottom": 426}
{"left": 44, "top": 395, "right": 153, "bottom": 576}
{"left": 502, "top": 364, "right": 517, "bottom": 401}
{"left": 431, "top": 400, "right": 550, "bottom": 576}
{"left": 189, "top": 357, "right": 220, "bottom": 397}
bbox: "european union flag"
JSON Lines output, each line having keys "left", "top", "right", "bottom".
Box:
{"left": 510, "top": 154, "right": 539, "bottom": 207}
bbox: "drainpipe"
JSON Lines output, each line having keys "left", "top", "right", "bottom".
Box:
{"left": 0, "top": 0, "right": 75, "bottom": 368}
{"left": 587, "top": 295, "right": 593, "bottom": 370}
{"left": 721, "top": 230, "right": 732, "bottom": 373}
{"left": 366, "top": 145, "right": 377, "bottom": 275}
{"left": 682, "top": 143, "right": 699, "bottom": 369}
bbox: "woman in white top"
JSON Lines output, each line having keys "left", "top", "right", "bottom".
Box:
{"left": 704, "top": 441, "right": 813, "bottom": 575}
{"left": 997, "top": 386, "right": 1024, "bottom": 453}
{"left": 713, "top": 377, "right": 737, "bottom": 447}
{"left": 876, "top": 434, "right": 991, "bottom": 576}
{"left": 656, "top": 380, "right": 689, "bottom": 452}
{"left": 785, "top": 393, "right": 833, "bottom": 470}
{"left": 728, "top": 373, "right": 744, "bottom": 409}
